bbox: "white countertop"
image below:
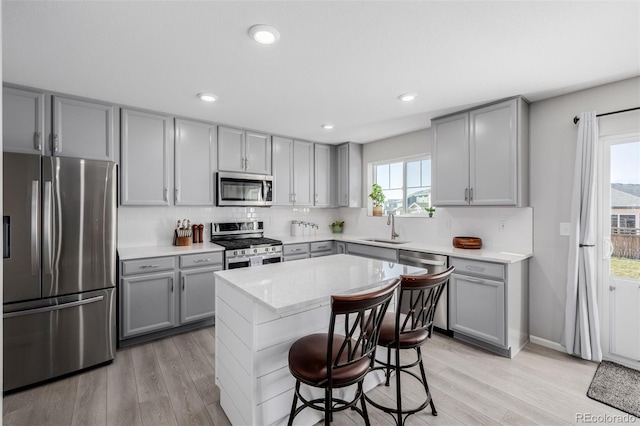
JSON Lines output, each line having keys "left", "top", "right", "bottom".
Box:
{"left": 118, "top": 242, "right": 224, "bottom": 260}
{"left": 117, "top": 233, "right": 531, "bottom": 264}
{"left": 271, "top": 234, "right": 532, "bottom": 264}
{"left": 214, "top": 254, "right": 425, "bottom": 314}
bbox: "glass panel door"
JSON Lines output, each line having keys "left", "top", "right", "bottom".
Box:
{"left": 600, "top": 134, "right": 640, "bottom": 364}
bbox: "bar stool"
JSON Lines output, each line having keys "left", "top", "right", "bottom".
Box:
{"left": 287, "top": 279, "right": 400, "bottom": 426}
{"left": 365, "top": 266, "right": 455, "bottom": 425}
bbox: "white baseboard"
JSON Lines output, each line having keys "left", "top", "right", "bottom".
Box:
{"left": 529, "top": 335, "right": 566, "bottom": 353}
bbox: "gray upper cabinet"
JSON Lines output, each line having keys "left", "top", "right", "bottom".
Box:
{"left": 272, "top": 137, "right": 313, "bottom": 206}
{"left": 314, "top": 143, "right": 335, "bottom": 207}
{"left": 337, "top": 142, "right": 362, "bottom": 207}
{"left": 432, "top": 97, "right": 529, "bottom": 207}
{"left": 3, "top": 86, "right": 46, "bottom": 154}
{"left": 174, "top": 119, "right": 216, "bottom": 205}
{"left": 52, "top": 95, "right": 116, "bottom": 161}
{"left": 218, "top": 126, "right": 271, "bottom": 174}
{"left": 121, "top": 108, "right": 173, "bottom": 206}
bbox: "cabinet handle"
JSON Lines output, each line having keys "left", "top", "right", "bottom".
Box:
{"left": 193, "top": 258, "right": 212, "bottom": 263}
{"left": 182, "top": 276, "right": 185, "bottom": 291}
{"left": 53, "top": 134, "right": 59, "bottom": 152}
{"left": 316, "top": 245, "right": 328, "bottom": 249}
{"left": 34, "top": 132, "right": 42, "bottom": 151}
{"left": 290, "top": 248, "right": 301, "bottom": 252}
{"left": 163, "top": 188, "right": 168, "bottom": 202}
{"left": 470, "top": 187, "right": 474, "bottom": 201}
{"left": 464, "top": 188, "right": 469, "bottom": 202}
{"left": 170, "top": 277, "right": 174, "bottom": 292}
{"left": 175, "top": 188, "right": 180, "bottom": 202}
{"left": 465, "top": 265, "right": 485, "bottom": 272}
{"left": 140, "top": 264, "right": 160, "bottom": 269}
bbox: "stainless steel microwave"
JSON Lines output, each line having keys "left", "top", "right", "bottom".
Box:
{"left": 216, "top": 172, "right": 273, "bottom": 207}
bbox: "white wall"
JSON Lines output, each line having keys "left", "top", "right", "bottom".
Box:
{"left": 529, "top": 76, "right": 640, "bottom": 344}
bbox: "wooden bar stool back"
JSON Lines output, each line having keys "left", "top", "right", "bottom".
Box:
{"left": 365, "top": 266, "right": 455, "bottom": 425}
{"left": 287, "top": 279, "right": 400, "bottom": 425}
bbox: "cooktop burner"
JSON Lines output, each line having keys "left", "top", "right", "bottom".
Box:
{"left": 212, "top": 237, "right": 282, "bottom": 250}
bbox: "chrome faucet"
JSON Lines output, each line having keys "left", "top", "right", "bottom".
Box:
{"left": 387, "top": 213, "right": 399, "bottom": 240}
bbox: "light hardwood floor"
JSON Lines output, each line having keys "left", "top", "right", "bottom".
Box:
{"left": 2, "top": 327, "right": 628, "bottom": 425}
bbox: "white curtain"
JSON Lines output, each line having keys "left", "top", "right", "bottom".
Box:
{"left": 564, "top": 111, "right": 602, "bottom": 361}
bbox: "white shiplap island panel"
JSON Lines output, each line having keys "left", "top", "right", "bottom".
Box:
{"left": 214, "top": 254, "right": 425, "bottom": 426}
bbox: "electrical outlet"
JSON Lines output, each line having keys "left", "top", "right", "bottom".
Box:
{"left": 560, "top": 222, "right": 570, "bottom": 236}
{"left": 498, "top": 219, "right": 507, "bottom": 231}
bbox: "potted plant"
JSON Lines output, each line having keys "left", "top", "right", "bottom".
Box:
{"left": 369, "top": 183, "right": 385, "bottom": 216}
{"left": 330, "top": 220, "right": 344, "bottom": 234}
{"left": 425, "top": 206, "right": 436, "bottom": 217}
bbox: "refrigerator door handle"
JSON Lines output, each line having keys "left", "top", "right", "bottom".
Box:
{"left": 3, "top": 295, "right": 104, "bottom": 318}
{"left": 31, "top": 180, "right": 40, "bottom": 275}
{"left": 43, "top": 181, "right": 53, "bottom": 274}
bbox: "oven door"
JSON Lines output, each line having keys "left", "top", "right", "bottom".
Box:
{"left": 217, "top": 172, "right": 273, "bottom": 207}
{"left": 226, "top": 253, "right": 282, "bottom": 269}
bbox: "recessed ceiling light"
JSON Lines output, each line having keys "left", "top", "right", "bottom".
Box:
{"left": 321, "top": 123, "right": 335, "bottom": 130}
{"left": 197, "top": 93, "right": 217, "bottom": 102}
{"left": 249, "top": 25, "right": 280, "bottom": 45}
{"left": 398, "top": 93, "right": 417, "bottom": 102}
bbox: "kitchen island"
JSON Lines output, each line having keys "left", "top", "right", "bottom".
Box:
{"left": 214, "top": 254, "right": 425, "bottom": 426}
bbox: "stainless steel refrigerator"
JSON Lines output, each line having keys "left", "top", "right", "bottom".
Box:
{"left": 3, "top": 153, "right": 117, "bottom": 391}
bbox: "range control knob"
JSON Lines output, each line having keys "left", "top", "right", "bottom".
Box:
{"left": 241, "top": 250, "right": 245, "bottom": 255}
{"left": 233, "top": 250, "right": 238, "bottom": 256}
{"left": 264, "top": 247, "right": 269, "bottom": 253}
{"left": 253, "top": 249, "right": 258, "bottom": 253}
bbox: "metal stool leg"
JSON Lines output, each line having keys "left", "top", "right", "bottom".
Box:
{"left": 416, "top": 347, "right": 437, "bottom": 416}
{"left": 288, "top": 381, "right": 300, "bottom": 425}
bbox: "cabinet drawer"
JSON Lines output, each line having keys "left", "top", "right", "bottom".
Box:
{"left": 121, "top": 257, "right": 175, "bottom": 276}
{"left": 179, "top": 252, "right": 223, "bottom": 269}
{"left": 451, "top": 257, "right": 504, "bottom": 280}
{"left": 310, "top": 241, "right": 333, "bottom": 253}
{"left": 283, "top": 243, "right": 310, "bottom": 256}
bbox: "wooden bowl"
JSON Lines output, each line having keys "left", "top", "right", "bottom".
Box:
{"left": 452, "top": 236, "right": 482, "bottom": 249}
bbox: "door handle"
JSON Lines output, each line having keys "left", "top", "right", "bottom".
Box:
{"left": 31, "top": 180, "right": 40, "bottom": 275}
{"left": 182, "top": 276, "right": 186, "bottom": 291}
{"left": 3, "top": 295, "right": 104, "bottom": 318}
{"left": 43, "top": 181, "right": 53, "bottom": 274}
{"left": 465, "top": 188, "right": 469, "bottom": 202}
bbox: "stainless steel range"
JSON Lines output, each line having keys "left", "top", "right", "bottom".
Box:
{"left": 210, "top": 221, "right": 283, "bottom": 269}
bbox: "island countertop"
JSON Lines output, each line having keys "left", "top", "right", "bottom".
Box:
{"left": 214, "top": 254, "right": 425, "bottom": 315}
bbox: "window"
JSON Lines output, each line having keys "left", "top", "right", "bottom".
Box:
{"left": 373, "top": 157, "right": 431, "bottom": 215}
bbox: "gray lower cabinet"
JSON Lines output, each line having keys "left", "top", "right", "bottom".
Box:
{"left": 120, "top": 251, "right": 222, "bottom": 341}
{"left": 448, "top": 257, "right": 528, "bottom": 357}
{"left": 345, "top": 242, "right": 397, "bottom": 262}
{"left": 335, "top": 242, "right": 346, "bottom": 254}
{"left": 3, "top": 86, "right": 46, "bottom": 154}
{"left": 283, "top": 243, "right": 310, "bottom": 261}
{"left": 121, "top": 267, "right": 177, "bottom": 338}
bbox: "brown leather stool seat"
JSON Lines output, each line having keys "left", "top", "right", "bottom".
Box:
{"left": 287, "top": 280, "right": 399, "bottom": 426}
{"left": 364, "top": 266, "right": 455, "bottom": 426}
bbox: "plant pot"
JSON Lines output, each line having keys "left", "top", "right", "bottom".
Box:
{"left": 332, "top": 226, "right": 343, "bottom": 234}
{"left": 428, "top": 213, "right": 433, "bottom": 218}
{"left": 372, "top": 206, "right": 383, "bottom": 217}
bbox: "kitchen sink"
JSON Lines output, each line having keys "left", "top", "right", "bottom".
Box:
{"left": 361, "top": 238, "right": 410, "bottom": 245}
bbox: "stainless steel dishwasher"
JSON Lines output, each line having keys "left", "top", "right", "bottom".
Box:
{"left": 397, "top": 250, "right": 450, "bottom": 333}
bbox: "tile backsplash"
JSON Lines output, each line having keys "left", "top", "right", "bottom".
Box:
{"left": 118, "top": 205, "right": 533, "bottom": 254}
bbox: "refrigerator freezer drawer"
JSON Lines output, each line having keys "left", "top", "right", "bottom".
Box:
{"left": 3, "top": 288, "right": 116, "bottom": 391}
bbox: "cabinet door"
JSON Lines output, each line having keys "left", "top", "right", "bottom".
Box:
{"left": 337, "top": 144, "right": 349, "bottom": 207}
{"left": 470, "top": 100, "right": 518, "bottom": 205}
{"left": 245, "top": 131, "right": 272, "bottom": 174}
{"left": 120, "top": 271, "right": 176, "bottom": 338}
{"left": 272, "top": 136, "right": 293, "bottom": 205}
{"left": 218, "top": 126, "right": 245, "bottom": 172}
{"left": 52, "top": 96, "right": 115, "bottom": 161}
{"left": 314, "top": 144, "right": 332, "bottom": 207}
{"left": 180, "top": 266, "right": 220, "bottom": 324}
{"left": 432, "top": 113, "right": 469, "bottom": 206}
{"left": 121, "top": 109, "right": 172, "bottom": 206}
{"left": 174, "top": 119, "right": 216, "bottom": 205}
{"left": 3, "top": 87, "right": 45, "bottom": 154}
{"left": 293, "top": 140, "right": 314, "bottom": 206}
{"left": 449, "top": 273, "right": 505, "bottom": 346}
{"left": 335, "top": 242, "right": 346, "bottom": 254}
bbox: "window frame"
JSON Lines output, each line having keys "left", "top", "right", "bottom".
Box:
{"left": 371, "top": 155, "right": 432, "bottom": 216}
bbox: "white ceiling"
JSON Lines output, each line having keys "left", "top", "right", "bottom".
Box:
{"left": 3, "top": 1, "right": 639, "bottom": 144}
